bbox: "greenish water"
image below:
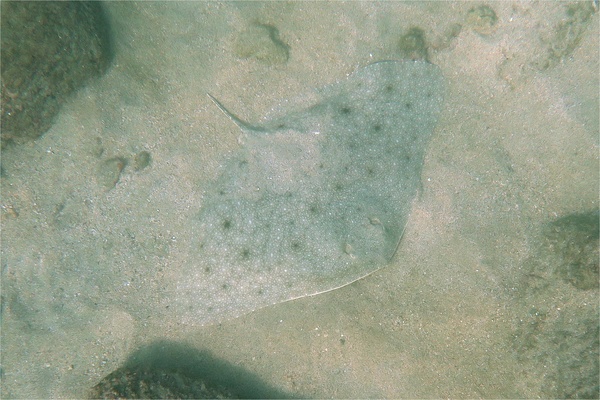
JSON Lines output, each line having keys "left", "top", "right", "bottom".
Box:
{"left": 1, "top": 2, "right": 597, "bottom": 398}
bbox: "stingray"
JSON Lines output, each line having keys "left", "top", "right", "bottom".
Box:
{"left": 173, "top": 60, "right": 444, "bottom": 325}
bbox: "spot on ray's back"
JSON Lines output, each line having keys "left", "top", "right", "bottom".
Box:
{"left": 175, "top": 60, "right": 445, "bottom": 325}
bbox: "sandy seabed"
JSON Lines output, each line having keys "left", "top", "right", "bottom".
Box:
{"left": 2, "top": 2, "right": 598, "bottom": 398}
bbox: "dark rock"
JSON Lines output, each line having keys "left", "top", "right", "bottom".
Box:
{"left": 89, "top": 341, "right": 296, "bottom": 399}
{"left": 513, "top": 210, "right": 599, "bottom": 399}
{"left": 547, "top": 211, "right": 599, "bottom": 291}
{"left": 1, "top": 1, "right": 113, "bottom": 145}
{"left": 90, "top": 368, "right": 238, "bottom": 399}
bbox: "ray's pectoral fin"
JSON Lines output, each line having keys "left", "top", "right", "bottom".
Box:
{"left": 175, "top": 61, "right": 445, "bottom": 326}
